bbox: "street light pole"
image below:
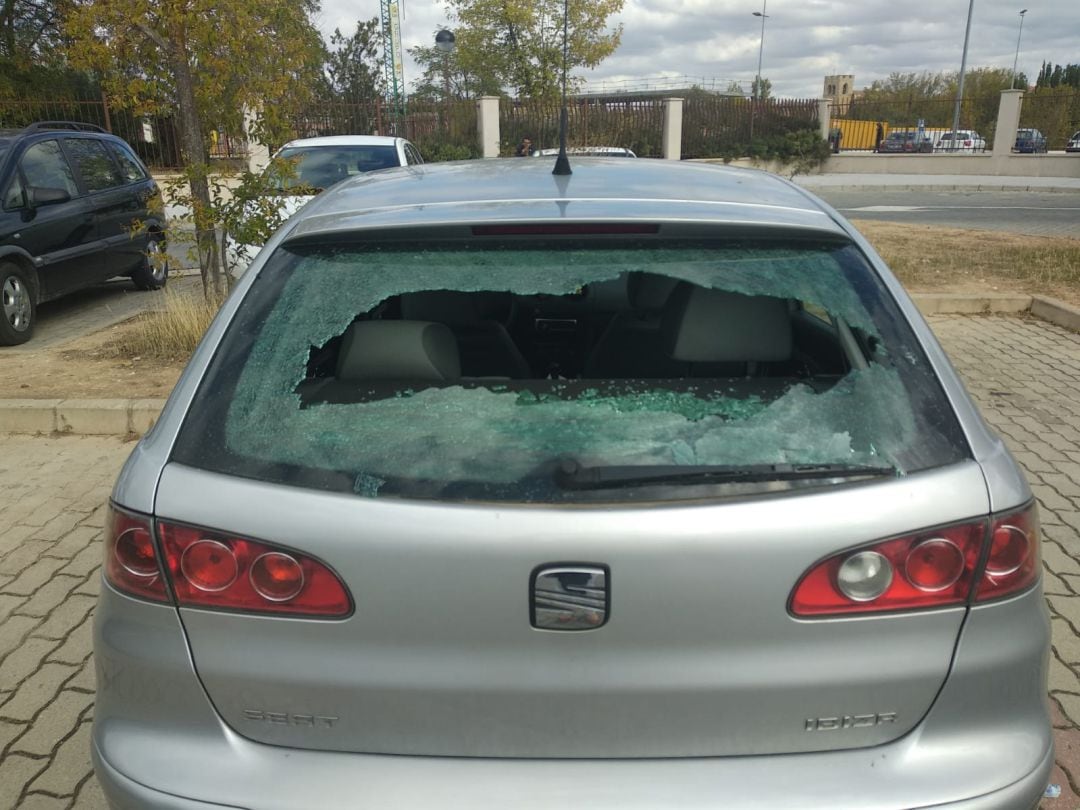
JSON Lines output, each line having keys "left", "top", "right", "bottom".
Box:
{"left": 753, "top": 1, "right": 768, "bottom": 101}
{"left": 949, "top": 0, "right": 976, "bottom": 152}
{"left": 749, "top": 2, "right": 768, "bottom": 143}
{"left": 1011, "top": 9, "right": 1028, "bottom": 90}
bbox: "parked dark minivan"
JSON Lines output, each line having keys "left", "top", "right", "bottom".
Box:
{"left": 0, "top": 121, "right": 167, "bottom": 345}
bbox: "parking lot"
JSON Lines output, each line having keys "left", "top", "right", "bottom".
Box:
{"left": 1, "top": 311, "right": 1080, "bottom": 807}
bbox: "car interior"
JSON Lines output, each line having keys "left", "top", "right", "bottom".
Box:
{"left": 295, "top": 272, "right": 857, "bottom": 409}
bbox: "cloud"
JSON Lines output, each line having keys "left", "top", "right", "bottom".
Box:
{"left": 319, "top": 0, "right": 1080, "bottom": 98}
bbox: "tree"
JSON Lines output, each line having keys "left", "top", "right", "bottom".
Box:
{"left": 751, "top": 76, "right": 771, "bottom": 100}
{"left": 324, "top": 17, "right": 383, "bottom": 100}
{"left": 66, "top": 0, "right": 326, "bottom": 300}
{"left": 408, "top": 40, "right": 500, "bottom": 100}
{"left": 444, "top": 0, "right": 624, "bottom": 99}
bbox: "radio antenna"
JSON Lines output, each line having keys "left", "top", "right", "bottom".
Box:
{"left": 552, "top": 0, "right": 572, "bottom": 175}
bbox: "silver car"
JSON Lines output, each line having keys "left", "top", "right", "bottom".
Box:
{"left": 93, "top": 158, "right": 1051, "bottom": 809}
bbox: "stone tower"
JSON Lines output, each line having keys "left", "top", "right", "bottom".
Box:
{"left": 823, "top": 74, "right": 855, "bottom": 106}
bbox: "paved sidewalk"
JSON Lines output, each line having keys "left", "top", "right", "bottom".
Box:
{"left": 2, "top": 313, "right": 1080, "bottom": 807}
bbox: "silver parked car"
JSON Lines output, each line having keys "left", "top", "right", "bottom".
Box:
{"left": 94, "top": 158, "right": 1051, "bottom": 809}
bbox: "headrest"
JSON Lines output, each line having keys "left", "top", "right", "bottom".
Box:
{"left": 628, "top": 272, "right": 679, "bottom": 310}
{"left": 336, "top": 321, "right": 461, "bottom": 381}
{"left": 399, "top": 290, "right": 511, "bottom": 325}
{"left": 662, "top": 284, "right": 792, "bottom": 363}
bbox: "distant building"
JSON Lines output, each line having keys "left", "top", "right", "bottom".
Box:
{"left": 823, "top": 74, "right": 855, "bottom": 106}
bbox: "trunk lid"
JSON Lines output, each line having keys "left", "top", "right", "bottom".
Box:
{"left": 158, "top": 460, "right": 985, "bottom": 758}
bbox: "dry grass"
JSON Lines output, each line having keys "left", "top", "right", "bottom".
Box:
{"left": 113, "top": 285, "right": 220, "bottom": 360}
{"left": 853, "top": 220, "right": 1080, "bottom": 305}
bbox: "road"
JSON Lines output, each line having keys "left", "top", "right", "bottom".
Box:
{"left": 814, "top": 190, "right": 1080, "bottom": 239}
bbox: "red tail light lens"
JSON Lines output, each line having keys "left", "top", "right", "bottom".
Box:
{"left": 250, "top": 553, "right": 306, "bottom": 602}
{"left": 791, "top": 521, "right": 984, "bottom": 616}
{"left": 158, "top": 522, "right": 351, "bottom": 617}
{"left": 104, "top": 505, "right": 169, "bottom": 602}
{"left": 180, "top": 540, "right": 239, "bottom": 592}
{"left": 791, "top": 504, "right": 1039, "bottom": 617}
{"left": 976, "top": 507, "right": 1039, "bottom": 601}
{"left": 905, "top": 538, "right": 965, "bottom": 592}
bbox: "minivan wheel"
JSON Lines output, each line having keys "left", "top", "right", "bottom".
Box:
{"left": 0, "top": 262, "right": 35, "bottom": 345}
{"left": 131, "top": 234, "right": 168, "bottom": 291}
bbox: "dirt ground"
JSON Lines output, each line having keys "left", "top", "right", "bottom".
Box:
{"left": 0, "top": 319, "right": 185, "bottom": 399}
{"left": 1, "top": 222, "right": 1077, "bottom": 400}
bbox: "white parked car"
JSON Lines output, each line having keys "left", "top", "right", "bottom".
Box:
{"left": 226, "top": 135, "right": 423, "bottom": 273}
{"left": 534, "top": 146, "right": 636, "bottom": 158}
{"left": 1066, "top": 130, "right": 1080, "bottom": 153}
{"left": 934, "top": 130, "right": 986, "bottom": 153}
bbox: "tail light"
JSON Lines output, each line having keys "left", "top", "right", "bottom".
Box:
{"left": 158, "top": 521, "right": 352, "bottom": 618}
{"left": 791, "top": 503, "right": 1039, "bottom": 617}
{"left": 104, "top": 505, "right": 169, "bottom": 603}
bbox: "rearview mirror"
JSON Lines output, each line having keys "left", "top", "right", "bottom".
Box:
{"left": 28, "top": 186, "right": 71, "bottom": 207}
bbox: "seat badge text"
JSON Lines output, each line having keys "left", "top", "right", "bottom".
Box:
{"left": 243, "top": 709, "right": 339, "bottom": 728}
{"left": 805, "top": 712, "right": 897, "bottom": 731}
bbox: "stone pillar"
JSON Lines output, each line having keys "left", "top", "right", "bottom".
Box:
{"left": 993, "top": 89, "right": 1024, "bottom": 157}
{"left": 817, "top": 99, "right": 832, "bottom": 142}
{"left": 662, "top": 97, "right": 684, "bottom": 160}
{"left": 477, "top": 96, "right": 501, "bottom": 158}
{"left": 242, "top": 107, "right": 271, "bottom": 174}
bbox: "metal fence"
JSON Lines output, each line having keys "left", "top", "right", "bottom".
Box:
{"left": 284, "top": 97, "right": 479, "bottom": 161}
{"left": 829, "top": 95, "right": 999, "bottom": 152}
{"left": 501, "top": 96, "right": 666, "bottom": 157}
{"left": 1019, "top": 90, "right": 1080, "bottom": 150}
{"left": 682, "top": 96, "right": 819, "bottom": 158}
{"left": 0, "top": 96, "right": 256, "bottom": 169}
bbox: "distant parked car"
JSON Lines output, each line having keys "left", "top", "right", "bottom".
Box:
{"left": 877, "top": 130, "right": 934, "bottom": 153}
{"left": 0, "top": 121, "right": 166, "bottom": 345}
{"left": 934, "top": 130, "right": 987, "bottom": 153}
{"left": 225, "top": 135, "right": 423, "bottom": 274}
{"left": 1013, "top": 129, "right": 1048, "bottom": 153}
{"left": 1067, "top": 131, "right": 1080, "bottom": 153}
{"left": 534, "top": 146, "right": 637, "bottom": 158}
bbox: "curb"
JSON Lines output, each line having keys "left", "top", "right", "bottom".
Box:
{"left": 802, "top": 184, "right": 1080, "bottom": 193}
{"left": 0, "top": 398, "right": 166, "bottom": 437}
{"left": 2, "top": 294, "right": 1079, "bottom": 437}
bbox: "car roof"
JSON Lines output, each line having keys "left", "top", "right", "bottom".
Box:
{"left": 284, "top": 158, "right": 846, "bottom": 240}
{"left": 280, "top": 135, "right": 403, "bottom": 149}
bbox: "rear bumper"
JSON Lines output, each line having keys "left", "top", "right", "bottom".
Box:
{"left": 93, "top": 733, "right": 1051, "bottom": 810}
{"left": 92, "top": 583, "right": 1052, "bottom": 810}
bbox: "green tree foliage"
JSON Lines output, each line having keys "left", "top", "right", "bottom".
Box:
{"left": 324, "top": 17, "right": 383, "bottom": 100}
{"left": 1036, "top": 61, "right": 1080, "bottom": 89}
{"left": 408, "top": 39, "right": 500, "bottom": 100}
{"left": 751, "top": 76, "right": 771, "bottom": 100}
{"left": 0, "top": 0, "right": 93, "bottom": 96}
{"left": 65, "top": 0, "right": 326, "bottom": 299}
{"left": 444, "top": 0, "right": 624, "bottom": 99}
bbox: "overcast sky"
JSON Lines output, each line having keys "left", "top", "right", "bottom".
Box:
{"left": 316, "top": 0, "right": 1080, "bottom": 98}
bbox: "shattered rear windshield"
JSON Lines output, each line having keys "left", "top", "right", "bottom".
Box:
{"left": 172, "top": 238, "right": 969, "bottom": 504}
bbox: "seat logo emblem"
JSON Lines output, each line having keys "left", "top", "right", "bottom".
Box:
{"left": 531, "top": 565, "right": 609, "bottom": 631}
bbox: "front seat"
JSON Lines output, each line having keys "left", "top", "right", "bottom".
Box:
{"left": 336, "top": 320, "right": 461, "bottom": 382}
{"left": 400, "top": 291, "right": 530, "bottom": 378}
{"left": 660, "top": 284, "right": 792, "bottom": 376}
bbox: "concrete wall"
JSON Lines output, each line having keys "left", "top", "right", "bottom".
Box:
{"left": 815, "top": 153, "right": 1080, "bottom": 178}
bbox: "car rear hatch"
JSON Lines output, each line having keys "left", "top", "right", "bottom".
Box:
{"left": 155, "top": 462, "right": 985, "bottom": 758}
{"left": 156, "top": 225, "right": 983, "bottom": 759}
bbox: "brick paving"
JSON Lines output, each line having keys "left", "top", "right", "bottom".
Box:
{"left": 2, "top": 313, "right": 1080, "bottom": 807}
{"left": 0, "top": 435, "right": 130, "bottom": 809}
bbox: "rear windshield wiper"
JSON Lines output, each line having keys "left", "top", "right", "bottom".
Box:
{"left": 554, "top": 460, "right": 897, "bottom": 491}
